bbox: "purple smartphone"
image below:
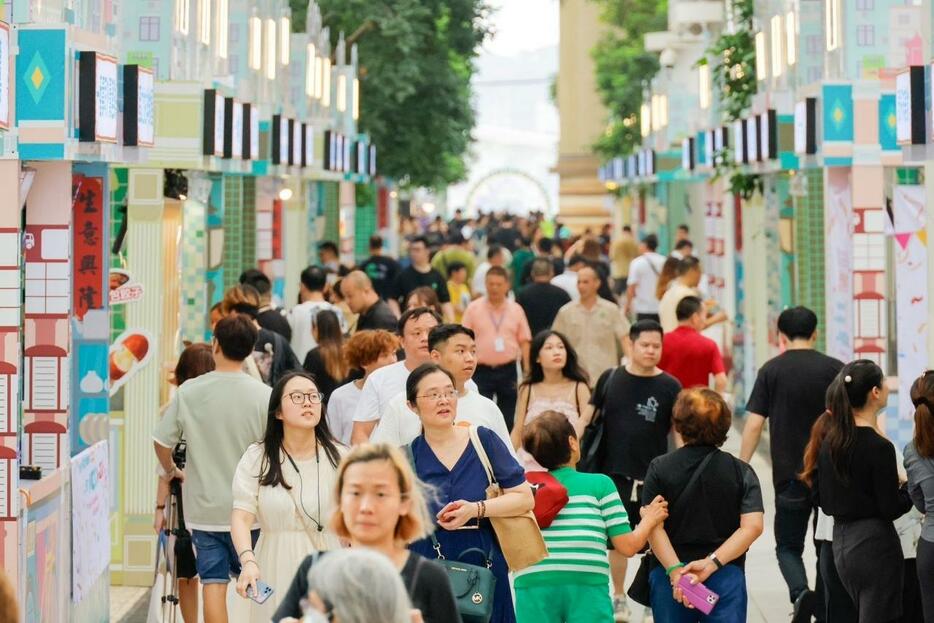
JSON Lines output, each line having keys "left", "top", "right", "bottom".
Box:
{"left": 677, "top": 576, "right": 719, "bottom": 615}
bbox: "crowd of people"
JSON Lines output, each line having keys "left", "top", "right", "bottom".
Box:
{"left": 147, "top": 211, "right": 934, "bottom": 623}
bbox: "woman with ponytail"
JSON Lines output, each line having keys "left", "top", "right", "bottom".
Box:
{"left": 811, "top": 360, "right": 911, "bottom": 622}
{"left": 905, "top": 370, "right": 934, "bottom": 621}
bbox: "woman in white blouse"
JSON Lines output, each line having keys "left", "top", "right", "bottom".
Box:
{"left": 231, "top": 371, "right": 345, "bottom": 621}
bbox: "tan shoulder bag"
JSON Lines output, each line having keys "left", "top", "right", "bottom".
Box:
{"left": 468, "top": 426, "right": 547, "bottom": 571}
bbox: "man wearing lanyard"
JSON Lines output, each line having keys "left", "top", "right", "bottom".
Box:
{"left": 461, "top": 265, "right": 532, "bottom": 430}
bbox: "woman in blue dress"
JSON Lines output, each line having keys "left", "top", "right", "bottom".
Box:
{"left": 405, "top": 363, "right": 534, "bottom": 623}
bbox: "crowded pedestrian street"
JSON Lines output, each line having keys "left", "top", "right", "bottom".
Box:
{"left": 2, "top": 1, "right": 934, "bottom": 623}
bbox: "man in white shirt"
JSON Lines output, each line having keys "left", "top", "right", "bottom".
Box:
{"left": 371, "top": 324, "right": 514, "bottom": 453}
{"left": 288, "top": 265, "right": 348, "bottom": 361}
{"left": 624, "top": 234, "right": 666, "bottom": 322}
{"left": 550, "top": 255, "right": 587, "bottom": 301}
{"left": 350, "top": 307, "right": 442, "bottom": 443}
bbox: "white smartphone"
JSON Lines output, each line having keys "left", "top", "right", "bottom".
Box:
{"left": 246, "top": 580, "right": 275, "bottom": 604}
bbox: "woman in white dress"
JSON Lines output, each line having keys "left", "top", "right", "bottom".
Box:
{"left": 231, "top": 371, "right": 345, "bottom": 622}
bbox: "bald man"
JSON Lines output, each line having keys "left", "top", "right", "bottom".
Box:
{"left": 341, "top": 270, "right": 399, "bottom": 332}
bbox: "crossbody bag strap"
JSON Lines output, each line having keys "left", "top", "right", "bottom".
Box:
{"left": 592, "top": 366, "right": 620, "bottom": 424}
{"left": 467, "top": 425, "right": 496, "bottom": 486}
{"left": 668, "top": 450, "right": 717, "bottom": 515}
{"left": 407, "top": 554, "right": 424, "bottom": 594}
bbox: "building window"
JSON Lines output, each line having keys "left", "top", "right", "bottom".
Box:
{"left": 139, "top": 16, "right": 160, "bottom": 41}
{"left": 229, "top": 23, "right": 239, "bottom": 43}
{"left": 855, "top": 0, "right": 873, "bottom": 9}
{"left": 808, "top": 67, "right": 822, "bottom": 82}
{"left": 856, "top": 25, "right": 875, "bottom": 47}
{"left": 228, "top": 55, "right": 238, "bottom": 75}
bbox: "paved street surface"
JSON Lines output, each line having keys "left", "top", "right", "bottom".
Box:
{"left": 111, "top": 424, "right": 810, "bottom": 623}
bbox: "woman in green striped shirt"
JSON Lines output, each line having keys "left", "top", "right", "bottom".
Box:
{"left": 514, "top": 411, "right": 669, "bottom": 622}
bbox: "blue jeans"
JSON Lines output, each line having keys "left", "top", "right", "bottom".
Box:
{"left": 191, "top": 529, "right": 259, "bottom": 584}
{"left": 649, "top": 564, "right": 748, "bottom": 622}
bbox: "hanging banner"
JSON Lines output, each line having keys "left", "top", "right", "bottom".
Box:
{"left": 893, "top": 185, "right": 928, "bottom": 447}
{"left": 825, "top": 168, "right": 854, "bottom": 363}
{"left": 72, "top": 176, "right": 105, "bottom": 320}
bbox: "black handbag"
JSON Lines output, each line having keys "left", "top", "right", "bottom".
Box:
{"left": 578, "top": 367, "right": 619, "bottom": 473}
{"left": 627, "top": 451, "right": 717, "bottom": 606}
{"left": 430, "top": 534, "right": 496, "bottom": 623}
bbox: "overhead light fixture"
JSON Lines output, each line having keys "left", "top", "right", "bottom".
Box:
{"left": 278, "top": 187, "right": 293, "bottom": 201}
{"left": 280, "top": 16, "right": 290, "bottom": 65}
{"left": 785, "top": 12, "right": 797, "bottom": 65}
{"left": 265, "top": 18, "right": 277, "bottom": 79}
{"left": 755, "top": 31, "right": 767, "bottom": 80}
{"left": 248, "top": 15, "right": 262, "bottom": 70}
{"left": 698, "top": 64, "right": 711, "bottom": 109}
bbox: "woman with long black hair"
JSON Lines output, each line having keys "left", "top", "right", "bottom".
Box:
{"left": 511, "top": 330, "right": 592, "bottom": 470}
{"left": 806, "top": 360, "right": 912, "bottom": 623}
{"left": 230, "top": 371, "right": 345, "bottom": 622}
{"left": 302, "top": 309, "right": 350, "bottom": 402}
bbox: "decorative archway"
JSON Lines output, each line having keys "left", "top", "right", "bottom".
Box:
{"left": 464, "top": 168, "right": 553, "bottom": 216}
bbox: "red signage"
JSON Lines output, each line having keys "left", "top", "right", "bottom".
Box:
{"left": 72, "top": 175, "right": 105, "bottom": 320}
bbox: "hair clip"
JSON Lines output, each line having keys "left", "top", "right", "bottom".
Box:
{"left": 844, "top": 375, "right": 852, "bottom": 383}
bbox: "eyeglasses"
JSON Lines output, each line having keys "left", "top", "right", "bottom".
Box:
{"left": 417, "top": 389, "right": 458, "bottom": 403}
{"left": 288, "top": 391, "right": 323, "bottom": 405}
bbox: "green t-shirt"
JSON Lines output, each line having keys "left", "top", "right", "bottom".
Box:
{"left": 513, "top": 467, "right": 632, "bottom": 587}
{"left": 152, "top": 371, "right": 271, "bottom": 530}
{"left": 511, "top": 248, "right": 535, "bottom": 289}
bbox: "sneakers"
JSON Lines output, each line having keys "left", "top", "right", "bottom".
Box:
{"left": 612, "top": 596, "right": 632, "bottom": 622}
{"left": 792, "top": 588, "right": 818, "bottom": 623}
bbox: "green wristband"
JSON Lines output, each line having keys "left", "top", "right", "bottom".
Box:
{"left": 665, "top": 562, "right": 685, "bottom": 576}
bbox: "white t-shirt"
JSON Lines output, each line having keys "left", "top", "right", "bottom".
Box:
{"left": 327, "top": 381, "right": 362, "bottom": 445}
{"left": 658, "top": 281, "right": 698, "bottom": 333}
{"left": 371, "top": 389, "right": 515, "bottom": 455}
{"left": 472, "top": 262, "right": 491, "bottom": 296}
{"left": 627, "top": 252, "right": 666, "bottom": 314}
{"left": 352, "top": 360, "right": 478, "bottom": 425}
{"left": 288, "top": 300, "right": 348, "bottom": 362}
{"left": 550, "top": 270, "right": 579, "bottom": 301}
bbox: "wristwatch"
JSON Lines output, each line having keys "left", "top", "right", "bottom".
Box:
{"left": 708, "top": 553, "right": 724, "bottom": 569}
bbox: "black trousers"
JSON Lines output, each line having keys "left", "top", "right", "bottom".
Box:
{"left": 818, "top": 540, "right": 857, "bottom": 622}
{"left": 474, "top": 362, "right": 518, "bottom": 430}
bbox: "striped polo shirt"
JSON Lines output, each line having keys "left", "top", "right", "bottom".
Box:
{"left": 513, "top": 467, "right": 632, "bottom": 587}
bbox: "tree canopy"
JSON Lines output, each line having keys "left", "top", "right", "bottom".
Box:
{"left": 590, "top": 0, "right": 667, "bottom": 158}
{"left": 291, "top": 0, "right": 491, "bottom": 189}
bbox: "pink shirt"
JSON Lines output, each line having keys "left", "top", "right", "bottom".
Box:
{"left": 462, "top": 297, "right": 532, "bottom": 366}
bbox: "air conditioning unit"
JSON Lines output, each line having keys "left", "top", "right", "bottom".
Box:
{"left": 672, "top": 1, "right": 724, "bottom": 30}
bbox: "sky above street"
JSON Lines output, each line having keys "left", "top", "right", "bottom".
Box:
{"left": 483, "top": 0, "right": 559, "bottom": 56}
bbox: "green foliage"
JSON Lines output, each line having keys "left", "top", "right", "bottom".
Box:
{"left": 291, "top": 0, "right": 490, "bottom": 190}
{"left": 701, "top": 0, "right": 760, "bottom": 198}
{"left": 590, "top": 0, "right": 667, "bottom": 158}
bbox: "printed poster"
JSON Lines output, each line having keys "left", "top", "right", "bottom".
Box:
{"left": 71, "top": 441, "right": 109, "bottom": 603}
{"left": 825, "top": 168, "right": 854, "bottom": 363}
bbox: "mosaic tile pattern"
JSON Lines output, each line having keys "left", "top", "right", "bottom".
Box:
{"left": 793, "top": 169, "right": 827, "bottom": 353}
{"left": 242, "top": 176, "right": 257, "bottom": 269}
{"left": 322, "top": 181, "right": 340, "bottom": 244}
{"left": 222, "top": 175, "right": 244, "bottom": 291}
{"left": 180, "top": 200, "right": 207, "bottom": 343}
{"left": 354, "top": 184, "right": 377, "bottom": 262}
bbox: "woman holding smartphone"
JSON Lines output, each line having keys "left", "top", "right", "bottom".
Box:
{"left": 644, "top": 388, "right": 764, "bottom": 621}
{"left": 405, "top": 363, "right": 534, "bottom": 623}
{"left": 231, "top": 371, "right": 345, "bottom": 622}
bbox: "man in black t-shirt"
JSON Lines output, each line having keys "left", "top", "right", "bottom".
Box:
{"left": 739, "top": 306, "right": 843, "bottom": 622}
{"left": 592, "top": 319, "right": 681, "bottom": 613}
{"left": 390, "top": 235, "right": 453, "bottom": 321}
{"left": 516, "top": 258, "right": 571, "bottom": 337}
{"left": 358, "top": 235, "right": 400, "bottom": 302}
{"left": 239, "top": 269, "right": 292, "bottom": 341}
{"left": 341, "top": 271, "right": 398, "bottom": 332}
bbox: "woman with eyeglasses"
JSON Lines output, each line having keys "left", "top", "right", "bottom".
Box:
{"left": 272, "top": 443, "right": 459, "bottom": 623}
{"left": 405, "top": 363, "right": 534, "bottom": 623}
{"left": 905, "top": 370, "right": 934, "bottom": 621}
{"left": 231, "top": 371, "right": 345, "bottom": 622}
{"left": 803, "top": 360, "right": 912, "bottom": 623}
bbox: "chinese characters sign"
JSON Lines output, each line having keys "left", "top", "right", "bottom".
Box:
{"left": 78, "top": 52, "right": 118, "bottom": 142}
{"left": 123, "top": 65, "right": 154, "bottom": 146}
{"left": 72, "top": 176, "right": 104, "bottom": 320}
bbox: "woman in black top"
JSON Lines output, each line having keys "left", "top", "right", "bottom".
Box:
{"left": 272, "top": 443, "right": 460, "bottom": 623}
{"left": 806, "top": 360, "right": 911, "bottom": 623}
{"left": 644, "top": 388, "right": 764, "bottom": 621}
{"left": 302, "top": 310, "right": 349, "bottom": 402}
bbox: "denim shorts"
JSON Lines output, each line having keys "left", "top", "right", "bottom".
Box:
{"left": 190, "top": 529, "right": 259, "bottom": 584}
